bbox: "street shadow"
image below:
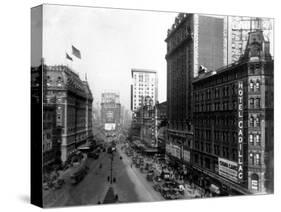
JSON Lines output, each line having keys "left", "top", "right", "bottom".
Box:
{"left": 18, "top": 194, "right": 30, "bottom": 203}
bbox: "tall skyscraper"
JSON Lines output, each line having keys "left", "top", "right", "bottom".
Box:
{"left": 165, "top": 14, "right": 225, "bottom": 168}
{"left": 131, "top": 69, "right": 158, "bottom": 112}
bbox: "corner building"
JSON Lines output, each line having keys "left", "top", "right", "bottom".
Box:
{"left": 192, "top": 31, "right": 273, "bottom": 194}
{"left": 44, "top": 65, "right": 93, "bottom": 164}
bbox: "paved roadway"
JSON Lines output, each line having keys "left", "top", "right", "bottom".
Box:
{"left": 44, "top": 143, "right": 163, "bottom": 208}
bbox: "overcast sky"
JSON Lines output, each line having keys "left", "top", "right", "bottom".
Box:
{"left": 39, "top": 4, "right": 176, "bottom": 110}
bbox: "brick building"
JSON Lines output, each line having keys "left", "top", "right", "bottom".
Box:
{"left": 192, "top": 31, "right": 273, "bottom": 194}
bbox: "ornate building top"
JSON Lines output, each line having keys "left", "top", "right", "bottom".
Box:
{"left": 44, "top": 65, "right": 93, "bottom": 100}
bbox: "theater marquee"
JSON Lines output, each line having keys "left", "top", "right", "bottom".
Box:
{"left": 237, "top": 81, "right": 244, "bottom": 182}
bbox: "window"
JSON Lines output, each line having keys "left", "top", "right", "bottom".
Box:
{"left": 250, "top": 80, "right": 254, "bottom": 91}
{"left": 249, "top": 64, "right": 255, "bottom": 74}
{"left": 232, "top": 149, "right": 236, "bottom": 161}
{"left": 250, "top": 116, "right": 254, "bottom": 127}
{"left": 249, "top": 153, "right": 254, "bottom": 165}
{"left": 256, "top": 116, "right": 260, "bottom": 127}
{"left": 256, "top": 134, "right": 261, "bottom": 145}
{"left": 250, "top": 98, "right": 254, "bottom": 109}
{"left": 249, "top": 134, "right": 254, "bottom": 144}
{"left": 233, "top": 100, "right": 237, "bottom": 110}
{"left": 255, "top": 153, "right": 261, "bottom": 165}
{"left": 256, "top": 80, "right": 260, "bottom": 91}
{"left": 255, "top": 98, "right": 260, "bottom": 108}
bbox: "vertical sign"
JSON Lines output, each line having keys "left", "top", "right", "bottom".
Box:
{"left": 237, "top": 81, "right": 244, "bottom": 182}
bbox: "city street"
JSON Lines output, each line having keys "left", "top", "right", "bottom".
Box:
{"left": 43, "top": 142, "right": 163, "bottom": 207}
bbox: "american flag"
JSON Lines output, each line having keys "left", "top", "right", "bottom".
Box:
{"left": 72, "top": 45, "right": 81, "bottom": 59}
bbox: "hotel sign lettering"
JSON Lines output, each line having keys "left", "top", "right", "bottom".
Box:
{"left": 237, "top": 81, "right": 244, "bottom": 182}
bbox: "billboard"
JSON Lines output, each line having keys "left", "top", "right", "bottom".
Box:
{"left": 218, "top": 158, "right": 238, "bottom": 183}
{"left": 183, "top": 150, "right": 190, "bottom": 162}
{"left": 104, "top": 123, "right": 116, "bottom": 131}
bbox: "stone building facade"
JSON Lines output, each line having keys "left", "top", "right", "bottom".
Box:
{"left": 192, "top": 31, "right": 273, "bottom": 194}
{"left": 44, "top": 65, "right": 93, "bottom": 164}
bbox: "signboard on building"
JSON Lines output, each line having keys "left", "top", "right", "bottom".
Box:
{"left": 183, "top": 150, "right": 190, "bottom": 162}
{"left": 166, "top": 143, "right": 181, "bottom": 159}
{"left": 166, "top": 143, "right": 172, "bottom": 154}
{"left": 106, "top": 110, "right": 114, "bottom": 123}
{"left": 237, "top": 81, "right": 244, "bottom": 182}
{"left": 174, "top": 145, "right": 181, "bottom": 159}
{"left": 218, "top": 158, "right": 238, "bottom": 182}
{"left": 104, "top": 123, "right": 116, "bottom": 131}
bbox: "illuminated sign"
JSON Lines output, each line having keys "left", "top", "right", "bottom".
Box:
{"left": 237, "top": 81, "right": 244, "bottom": 182}
{"left": 104, "top": 123, "right": 116, "bottom": 131}
{"left": 218, "top": 158, "right": 238, "bottom": 182}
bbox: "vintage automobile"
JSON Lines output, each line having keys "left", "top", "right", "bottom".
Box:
{"left": 70, "top": 167, "right": 88, "bottom": 185}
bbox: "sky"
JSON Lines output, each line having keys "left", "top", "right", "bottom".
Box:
{"left": 39, "top": 4, "right": 177, "bottom": 110}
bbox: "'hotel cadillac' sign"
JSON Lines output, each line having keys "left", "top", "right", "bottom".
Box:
{"left": 237, "top": 81, "right": 244, "bottom": 182}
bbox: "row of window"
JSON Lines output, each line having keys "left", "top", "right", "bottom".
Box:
{"left": 133, "top": 74, "right": 154, "bottom": 83}
{"left": 194, "top": 117, "right": 235, "bottom": 127}
{"left": 195, "top": 129, "right": 261, "bottom": 144}
{"left": 195, "top": 97, "right": 261, "bottom": 112}
{"left": 195, "top": 142, "right": 238, "bottom": 161}
{"left": 194, "top": 84, "right": 237, "bottom": 101}
{"left": 194, "top": 80, "right": 261, "bottom": 102}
